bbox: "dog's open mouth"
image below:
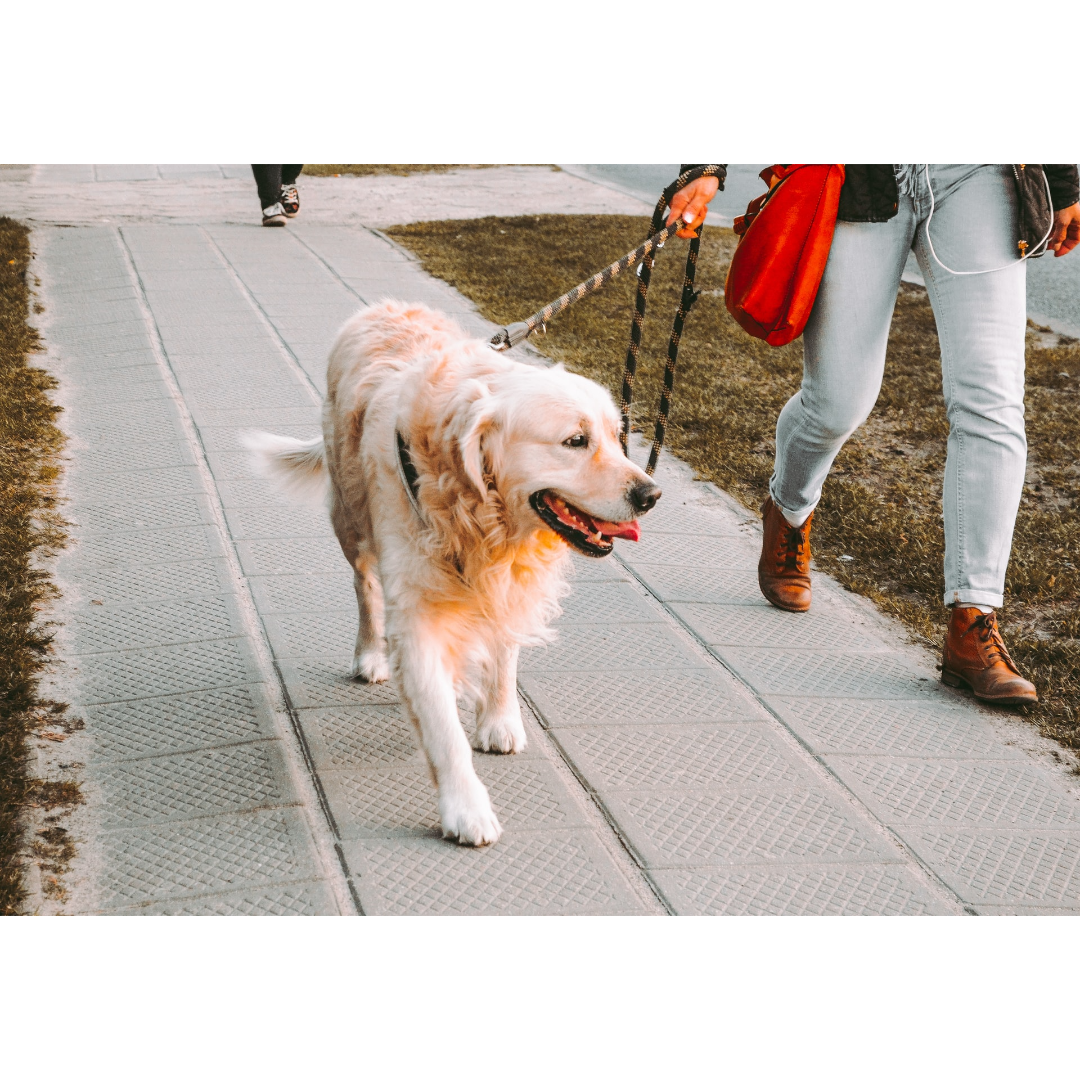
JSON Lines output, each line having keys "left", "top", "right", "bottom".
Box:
{"left": 530, "top": 490, "right": 640, "bottom": 558}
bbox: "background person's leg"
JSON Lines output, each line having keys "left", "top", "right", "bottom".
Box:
{"left": 770, "top": 204, "right": 917, "bottom": 524}
{"left": 912, "top": 164, "right": 1027, "bottom": 610}
{"left": 280, "top": 166, "right": 302, "bottom": 217}
{"left": 250, "top": 164, "right": 283, "bottom": 209}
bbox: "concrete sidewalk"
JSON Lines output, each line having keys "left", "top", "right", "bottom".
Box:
{"left": 12, "top": 166, "right": 1080, "bottom": 915}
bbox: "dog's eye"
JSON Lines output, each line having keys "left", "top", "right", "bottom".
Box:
{"left": 563, "top": 433, "right": 589, "bottom": 449}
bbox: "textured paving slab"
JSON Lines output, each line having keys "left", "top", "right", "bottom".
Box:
{"left": 651, "top": 863, "right": 947, "bottom": 916}
{"left": 19, "top": 165, "right": 1080, "bottom": 915}
{"left": 32, "top": 226, "right": 347, "bottom": 914}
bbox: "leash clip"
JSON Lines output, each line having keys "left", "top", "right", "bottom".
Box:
{"left": 488, "top": 321, "right": 532, "bottom": 351}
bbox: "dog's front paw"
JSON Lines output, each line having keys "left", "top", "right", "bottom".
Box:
{"left": 439, "top": 783, "right": 503, "bottom": 847}
{"left": 472, "top": 708, "right": 527, "bottom": 754}
{"left": 350, "top": 648, "right": 390, "bottom": 683}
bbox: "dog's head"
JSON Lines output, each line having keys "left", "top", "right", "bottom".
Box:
{"left": 452, "top": 362, "right": 661, "bottom": 558}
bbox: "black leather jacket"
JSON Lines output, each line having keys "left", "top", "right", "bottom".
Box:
{"left": 682, "top": 164, "right": 1080, "bottom": 221}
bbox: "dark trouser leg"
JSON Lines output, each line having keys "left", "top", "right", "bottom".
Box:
{"left": 281, "top": 165, "right": 303, "bottom": 185}
{"left": 251, "top": 164, "right": 283, "bottom": 209}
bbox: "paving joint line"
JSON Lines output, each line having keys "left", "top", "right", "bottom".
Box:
{"left": 515, "top": 682, "right": 677, "bottom": 914}
{"left": 516, "top": 691, "right": 673, "bottom": 911}
{"left": 115, "top": 224, "right": 360, "bottom": 915}
{"left": 85, "top": 731, "right": 281, "bottom": 766}
{"left": 198, "top": 224, "right": 371, "bottom": 912}
{"left": 93, "top": 874, "right": 333, "bottom": 916}
{"left": 287, "top": 227, "right": 371, "bottom": 304}
{"left": 613, "top": 551, "right": 974, "bottom": 915}
{"left": 91, "top": 799, "right": 308, "bottom": 836}
{"left": 200, "top": 226, "right": 326, "bottom": 403}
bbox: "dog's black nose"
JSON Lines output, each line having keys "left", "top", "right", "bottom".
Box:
{"left": 629, "top": 481, "right": 662, "bottom": 513}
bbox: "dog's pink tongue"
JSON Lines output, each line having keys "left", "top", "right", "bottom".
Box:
{"left": 598, "top": 518, "right": 640, "bottom": 542}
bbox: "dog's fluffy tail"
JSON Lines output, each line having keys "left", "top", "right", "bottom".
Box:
{"left": 242, "top": 430, "right": 327, "bottom": 503}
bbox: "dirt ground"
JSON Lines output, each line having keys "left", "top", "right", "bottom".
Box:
{"left": 0, "top": 217, "right": 74, "bottom": 914}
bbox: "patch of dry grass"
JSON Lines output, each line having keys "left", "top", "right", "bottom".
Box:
{"left": 387, "top": 214, "right": 1080, "bottom": 747}
{"left": 0, "top": 217, "right": 71, "bottom": 914}
{"left": 302, "top": 165, "right": 555, "bottom": 178}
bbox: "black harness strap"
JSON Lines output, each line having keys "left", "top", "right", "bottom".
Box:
{"left": 396, "top": 430, "right": 423, "bottom": 518}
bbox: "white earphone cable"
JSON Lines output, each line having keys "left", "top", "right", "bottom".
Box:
{"left": 923, "top": 164, "right": 1056, "bottom": 276}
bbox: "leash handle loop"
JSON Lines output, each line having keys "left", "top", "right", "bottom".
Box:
{"left": 621, "top": 165, "right": 725, "bottom": 471}
{"left": 647, "top": 227, "right": 701, "bottom": 473}
{"left": 489, "top": 164, "right": 726, "bottom": 480}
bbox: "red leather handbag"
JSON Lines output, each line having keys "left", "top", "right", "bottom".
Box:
{"left": 725, "top": 164, "right": 846, "bottom": 346}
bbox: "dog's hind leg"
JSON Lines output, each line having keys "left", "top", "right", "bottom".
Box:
{"left": 391, "top": 626, "right": 502, "bottom": 846}
{"left": 329, "top": 488, "right": 389, "bottom": 684}
{"left": 472, "top": 642, "right": 526, "bottom": 754}
{"left": 350, "top": 557, "right": 390, "bottom": 683}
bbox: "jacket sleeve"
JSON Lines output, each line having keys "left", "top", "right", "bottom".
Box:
{"left": 1044, "top": 165, "right": 1079, "bottom": 210}
{"left": 679, "top": 165, "right": 727, "bottom": 190}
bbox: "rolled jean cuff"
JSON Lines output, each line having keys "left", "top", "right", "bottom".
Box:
{"left": 768, "top": 477, "right": 817, "bottom": 528}
{"left": 944, "top": 588, "right": 1004, "bottom": 609}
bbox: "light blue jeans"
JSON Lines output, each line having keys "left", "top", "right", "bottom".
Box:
{"left": 770, "top": 164, "right": 1027, "bottom": 609}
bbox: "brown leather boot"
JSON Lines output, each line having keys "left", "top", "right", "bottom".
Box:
{"left": 758, "top": 496, "right": 813, "bottom": 612}
{"left": 941, "top": 606, "right": 1037, "bottom": 705}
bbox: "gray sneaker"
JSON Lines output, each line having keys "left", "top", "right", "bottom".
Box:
{"left": 262, "top": 202, "right": 287, "bottom": 227}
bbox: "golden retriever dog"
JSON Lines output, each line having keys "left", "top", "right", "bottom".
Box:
{"left": 246, "top": 301, "right": 660, "bottom": 846}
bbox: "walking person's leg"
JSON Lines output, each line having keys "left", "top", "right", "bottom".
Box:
{"left": 759, "top": 197, "right": 917, "bottom": 611}
{"left": 912, "top": 163, "right": 1036, "bottom": 703}
{"left": 280, "top": 165, "right": 303, "bottom": 217}
{"left": 251, "top": 165, "right": 287, "bottom": 226}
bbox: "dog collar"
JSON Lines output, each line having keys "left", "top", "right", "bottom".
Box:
{"left": 395, "top": 430, "right": 424, "bottom": 520}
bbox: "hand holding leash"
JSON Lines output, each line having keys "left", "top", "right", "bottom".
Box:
{"left": 666, "top": 175, "right": 721, "bottom": 237}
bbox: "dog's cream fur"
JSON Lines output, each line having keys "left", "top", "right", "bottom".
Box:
{"left": 247, "top": 301, "right": 656, "bottom": 845}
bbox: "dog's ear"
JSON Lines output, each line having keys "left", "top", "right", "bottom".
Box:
{"left": 458, "top": 385, "right": 499, "bottom": 499}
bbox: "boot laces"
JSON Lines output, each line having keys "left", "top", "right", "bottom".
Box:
{"left": 966, "top": 612, "right": 1019, "bottom": 673}
{"left": 776, "top": 524, "right": 807, "bottom": 573}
